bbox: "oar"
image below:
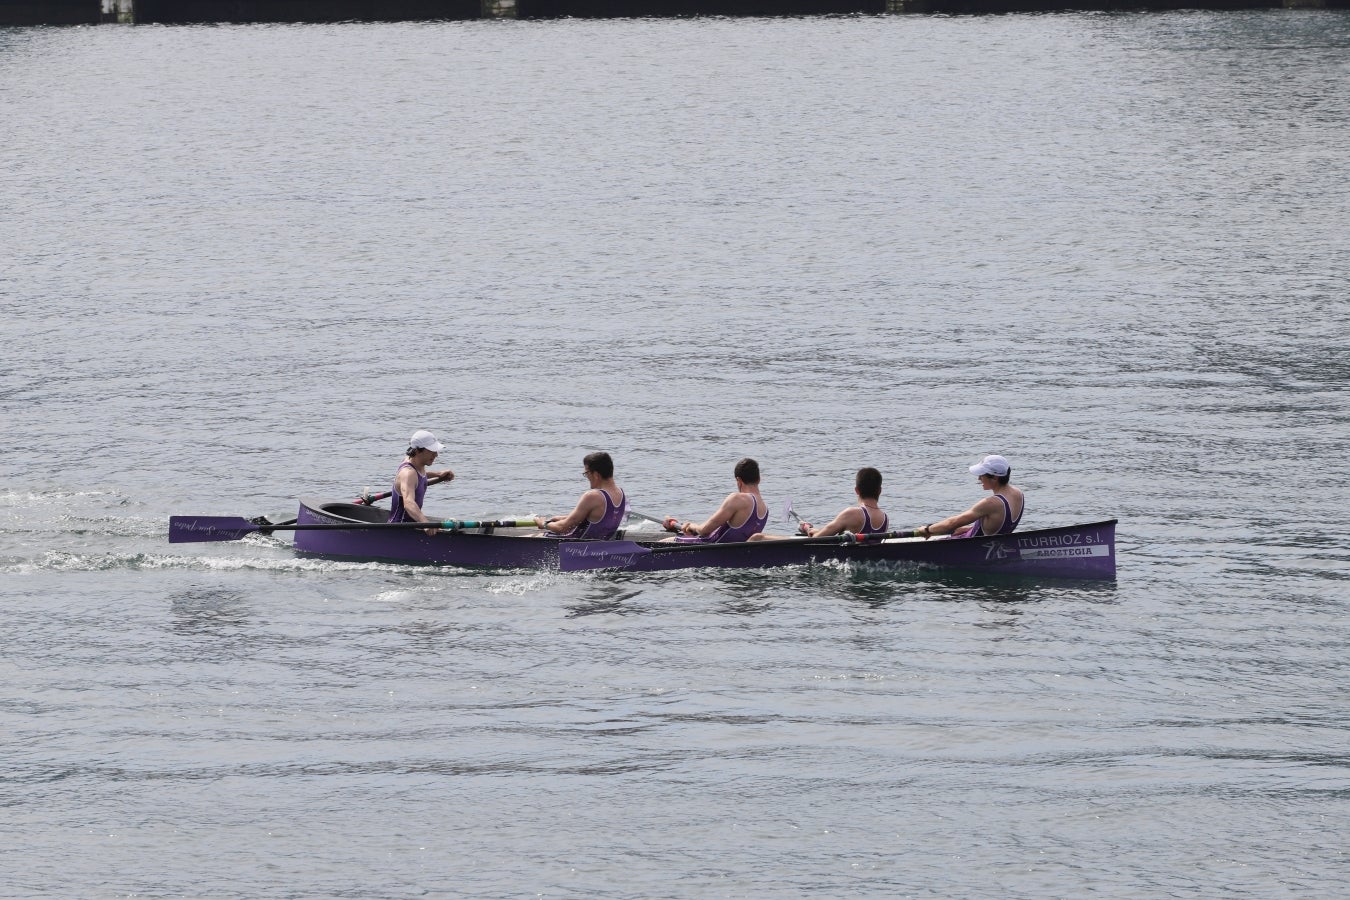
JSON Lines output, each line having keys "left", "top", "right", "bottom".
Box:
{"left": 558, "top": 528, "right": 925, "bottom": 572}
{"left": 169, "top": 515, "right": 535, "bottom": 544}
{"left": 251, "top": 473, "right": 456, "bottom": 530}
{"left": 626, "top": 508, "right": 681, "bottom": 532}
{"left": 356, "top": 471, "right": 455, "bottom": 506}
{"left": 782, "top": 498, "right": 811, "bottom": 535}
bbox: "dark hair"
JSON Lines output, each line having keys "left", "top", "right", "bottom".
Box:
{"left": 855, "top": 467, "right": 882, "bottom": 500}
{"left": 996, "top": 469, "right": 1011, "bottom": 486}
{"left": 734, "top": 457, "right": 760, "bottom": 484}
{"left": 584, "top": 451, "right": 614, "bottom": 479}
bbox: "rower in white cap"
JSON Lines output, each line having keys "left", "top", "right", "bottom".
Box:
{"left": 916, "top": 454, "right": 1024, "bottom": 540}
{"left": 389, "top": 429, "right": 456, "bottom": 528}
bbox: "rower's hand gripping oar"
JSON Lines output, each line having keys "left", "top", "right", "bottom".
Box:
{"left": 782, "top": 498, "right": 812, "bottom": 536}
{"left": 356, "top": 471, "right": 454, "bottom": 506}
{"left": 626, "top": 508, "right": 681, "bottom": 532}
{"left": 169, "top": 515, "right": 535, "bottom": 544}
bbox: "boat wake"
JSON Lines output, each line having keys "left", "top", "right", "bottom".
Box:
{"left": 0, "top": 548, "right": 411, "bottom": 575}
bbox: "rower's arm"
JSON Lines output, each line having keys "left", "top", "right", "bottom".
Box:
{"left": 920, "top": 498, "right": 993, "bottom": 538}
{"left": 536, "top": 491, "right": 599, "bottom": 534}
{"left": 803, "top": 507, "right": 862, "bottom": 538}
{"left": 682, "top": 493, "right": 743, "bottom": 537}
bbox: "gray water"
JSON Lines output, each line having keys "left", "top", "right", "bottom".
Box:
{"left": 3, "top": 11, "right": 1349, "bottom": 897}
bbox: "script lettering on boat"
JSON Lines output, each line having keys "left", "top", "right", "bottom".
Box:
{"left": 568, "top": 543, "right": 646, "bottom": 568}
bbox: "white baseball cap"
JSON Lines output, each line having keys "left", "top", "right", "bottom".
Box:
{"left": 408, "top": 430, "right": 445, "bottom": 454}
{"left": 969, "top": 454, "right": 1010, "bottom": 477}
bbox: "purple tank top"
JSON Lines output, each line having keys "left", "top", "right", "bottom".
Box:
{"left": 388, "top": 462, "right": 427, "bottom": 523}
{"left": 556, "top": 488, "right": 628, "bottom": 540}
{"left": 957, "top": 493, "right": 1022, "bottom": 538}
{"left": 858, "top": 505, "right": 889, "bottom": 535}
{"left": 680, "top": 494, "right": 768, "bottom": 544}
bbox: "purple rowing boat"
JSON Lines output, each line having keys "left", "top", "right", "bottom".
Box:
{"left": 292, "top": 499, "right": 1117, "bottom": 579}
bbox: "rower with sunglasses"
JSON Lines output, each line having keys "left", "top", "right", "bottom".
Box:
{"left": 533, "top": 452, "right": 628, "bottom": 540}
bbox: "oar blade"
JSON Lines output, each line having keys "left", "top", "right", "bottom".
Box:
{"left": 168, "top": 515, "right": 260, "bottom": 543}
{"left": 558, "top": 541, "right": 652, "bottom": 572}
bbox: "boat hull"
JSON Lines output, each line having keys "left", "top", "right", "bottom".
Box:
{"left": 293, "top": 499, "right": 1116, "bottom": 579}
{"left": 586, "top": 520, "right": 1117, "bottom": 578}
{"left": 294, "top": 499, "right": 562, "bottom": 569}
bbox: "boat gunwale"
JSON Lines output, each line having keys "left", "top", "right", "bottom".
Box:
{"left": 622, "top": 518, "right": 1120, "bottom": 556}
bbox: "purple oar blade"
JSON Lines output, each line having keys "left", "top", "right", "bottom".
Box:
{"left": 168, "top": 515, "right": 259, "bottom": 543}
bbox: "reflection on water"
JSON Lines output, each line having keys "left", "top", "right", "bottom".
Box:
{"left": 564, "top": 584, "right": 644, "bottom": 618}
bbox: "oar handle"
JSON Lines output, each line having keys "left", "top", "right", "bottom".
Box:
{"left": 356, "top": 472, "right": 454, "bottom": 506}
{"left": 626, "top": 509, "right": 682, "bottom": 532}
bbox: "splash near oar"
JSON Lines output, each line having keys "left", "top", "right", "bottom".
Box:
{"left": 168, "top": 515, "right": 535, "bottom": 544}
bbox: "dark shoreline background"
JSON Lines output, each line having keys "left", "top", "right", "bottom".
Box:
{"left": 3, "top": 0, "right": 1344, "bottom": 27}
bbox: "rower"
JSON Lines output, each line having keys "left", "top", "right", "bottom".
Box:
{"left": 666, "top": 457, "right": 768, "bottom": 543}
{"left": 917, "top": 454, "right": 1024, "bottom": 540}
{"left": 751, "top": 467, "right": 889, "bottom": 541}
{"left": 533, "top": 452, "right": 628, "bottom": 540}
{"left": 389, "top": 429, "right": 456, "bottom": 531}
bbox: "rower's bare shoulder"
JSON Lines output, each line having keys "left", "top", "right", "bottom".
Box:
{"left": 836, "top": 506, "right": 865, "bottom": 528}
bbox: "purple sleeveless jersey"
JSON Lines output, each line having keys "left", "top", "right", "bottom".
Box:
{"left": 555, "top": 488, "right": 628, "bottom": 540}
{"left": 955, "top": 493, "right": 1023, "bottom": 539}
{"left": 388, "top": 462, "right": 427, "bottom": 524}
{"left": 858, "top": 505, "right": 890, "bottom": 535}
{"left": 678, "top": 494, "right": 768, "bottom": 544}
